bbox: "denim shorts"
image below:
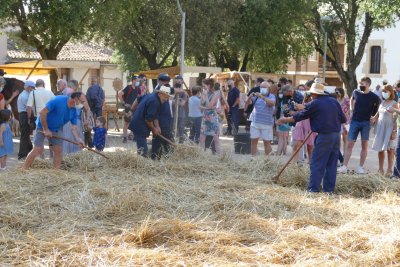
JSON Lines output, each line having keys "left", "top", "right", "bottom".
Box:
{"left": 348, "top": 120, "right": 371, "bottom": 141}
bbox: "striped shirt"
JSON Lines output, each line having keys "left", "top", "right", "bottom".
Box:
{"left": 249, "top": 94, "right": 275, "bottom": 126}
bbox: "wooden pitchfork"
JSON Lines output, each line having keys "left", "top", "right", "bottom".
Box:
{"left": 272, "top": 131, "right": 313, "bottom": 184}
{"left": 40, "top": 131, "right": 109, "bottom": 159}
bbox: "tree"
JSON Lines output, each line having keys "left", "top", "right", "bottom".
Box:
{"left": 0, "top": 0, "right": 111, "bottom": 91}
{"left": 211, "top": 0, "right": 314, "bottom": 72}
{"left": 103, "top": 0, "right": 234, "bottom": 73}
{"left": 309, "top": 0, "right": 400, "bottom": 93}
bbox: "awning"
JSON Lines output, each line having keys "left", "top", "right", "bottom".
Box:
{"left": 138, "top": 66, "right": 222, "bottom": 79}
{"left": 0, "top": 60, "right": 55, "bottom": 76}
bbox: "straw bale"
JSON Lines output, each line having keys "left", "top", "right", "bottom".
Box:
{"left": 1, "top": 148, "right": 400, "bottom": 265}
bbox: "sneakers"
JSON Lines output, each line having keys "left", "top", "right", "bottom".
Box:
{"left": 122, "top": 137, "right": 127, "bottom": 143}
{"left": 355, "top": 166, "right": 366, "bottom": 174}
{"left": 337, "top": 165, "right": 348, "bottom": 174}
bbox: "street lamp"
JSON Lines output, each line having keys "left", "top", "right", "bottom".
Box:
{"left": 320, "top": 16, "right": 335, "bottom": 83}
{"left": 176, "top": 0, "right": 185, "bottom": 76}
{"left": 174, "top": 0, "right": 186, "bottom": 138}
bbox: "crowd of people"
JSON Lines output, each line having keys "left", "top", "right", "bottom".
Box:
{"left": 2, "top": 70, "right": 400, "bottom": 193}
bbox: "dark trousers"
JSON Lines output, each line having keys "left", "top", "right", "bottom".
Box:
{"left": 177, "top": 116, "right": 186, "bottom": 143}
{"left": 84, "top": 107, "right": 102, "bottom": 148}
{"left": 151, "top": 128, "right": 173, "bottom": 160}
{"left": 189, "top": 117, "right": 202, "bottom": 144}
{"left": 18, "top": 112, "right": 33, "bottom": 159}
{"left": 394, "top": 130, "right": 400, "bottom": 176}
{"left": 308, "top": 132, "right": 340, "bottom": 193}
{"left": 136, "top": 135, "right": 148, "bottom": 157}
{"left": 84, "top": 130, "right": 93, "bottom": 148}
{"left": 227, "top": 106, "right": 239, "bottom": 134}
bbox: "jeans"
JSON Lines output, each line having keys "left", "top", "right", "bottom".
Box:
{"left": 135, "top": 135, "right": 148, "bottom": 157}
{"left": 189, "top": 117, "right": 202, "bottom": 144}
{"left": 227, "top": 106, "right": 239, "bottom": 134}
{"left": 393, "top": 130, "right": 400, "bottom": 176}
{"left": 308, "top": 132, "right": 340, "bottom": 193}
{"left": 18, "top": 112, "right": 33, "bottom": 159}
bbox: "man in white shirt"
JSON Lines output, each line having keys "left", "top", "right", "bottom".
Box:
{"left": 27, "top": 79, "right": 55, "bottom": 121}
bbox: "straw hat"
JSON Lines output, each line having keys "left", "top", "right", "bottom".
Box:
{"left": 309, "top": 82, "right": 326, "bottom": 95}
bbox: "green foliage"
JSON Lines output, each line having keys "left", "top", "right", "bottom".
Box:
{"left": 309, "top": 0, "right": 400, "bottom": 91}
{"left": 1, "top": 0, "right": 109, "bottom": 58}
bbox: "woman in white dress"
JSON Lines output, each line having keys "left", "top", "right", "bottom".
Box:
{"left": 371, "top": 85, "right": 398, "bottom": 176}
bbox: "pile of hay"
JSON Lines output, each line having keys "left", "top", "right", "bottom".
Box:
{"left": 1, "top": 147, "right": 400, "bottom": 265}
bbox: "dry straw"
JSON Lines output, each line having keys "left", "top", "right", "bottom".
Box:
{"left": 1, "top": 147, "right": 400, "bottom": 265}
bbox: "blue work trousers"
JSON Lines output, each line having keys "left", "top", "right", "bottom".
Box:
{"left": 227, "top": 106, "right": 239, "bottom": 134}
{"left": 151, "top": 128, "right": 173, "bottom": 160}
{"left": 135, "top": 135, "right": 148, "bottom": 157}
{"left": 308, "top": 132, "right": 340, "bottom": 193}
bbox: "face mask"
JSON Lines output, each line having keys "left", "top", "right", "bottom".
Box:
{"left": 382, "top": 92, "right": 390, "bottom": 100}
{"left": 359, "top": 85, "right": 366, "bottom": 92}
{"left": 299, "top": 91, "right": 305, "bottom": 96}
{"left": 135, "top": 82, "right": 140, "bottom": 87}
{"left": 0, "top": 87, "right": 3, "bottom": 93}
{"left": 75, "top": 103, "right": 84, "bottom": 110}
{"left": 260, "top": 88, "right": 268, "bottom": 95}
{"left": 278, "top": 93, "right": 283, "bottom": 99}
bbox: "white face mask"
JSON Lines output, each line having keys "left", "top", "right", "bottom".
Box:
{"left": 260, "top": 88, "right": 268, "bottom": 95}
{"left": 0, "top": 87, "right": 3, "bottom": 93}
{"left": 382, "top": 92, "right": 390, "bottom": 100}
{"left": 135, "top": 81, "right": 140, "bottom": 87}
{"left": 75, "top": 103, "right": 84, "bottom": 110}
{"left": 299, "top": 91, "right": 305, "bottom": 96}
{"left": 278, "top": 93, "right": 283, "bottom": 99}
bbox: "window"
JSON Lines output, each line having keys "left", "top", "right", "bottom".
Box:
{"left": 370, "top": 46, "right": 381, "bottom": 74}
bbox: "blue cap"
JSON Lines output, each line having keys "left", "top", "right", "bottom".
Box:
{"left": 25, "top": 80, "right": 35, "bottom": 88}
{"left": 175, "top": 75, "right": 183, "bottom": 80}
{"left": 158, "top": 73, "right": 171, "bottom": 81}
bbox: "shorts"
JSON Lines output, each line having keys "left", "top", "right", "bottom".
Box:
{"left": 250, "top": 124, "right": 273, "bottom": 141}
{"left": 348, "top": 120, "right": 371, "bottom": 141}
{"left": 34, "top": 129, "right": 63, "bottom": 147}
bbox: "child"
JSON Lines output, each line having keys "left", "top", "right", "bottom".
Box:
{"left": 188, "top": 86, "right": 203, "bottom": 144}
{"left": 0, "top": 109, "right": 14, "bottom": 170}
{"left": 291, "top": 92, "right": 316, "bottom": 164}
{"left": 93, "top": 116, "right": 107, "bottom": 151}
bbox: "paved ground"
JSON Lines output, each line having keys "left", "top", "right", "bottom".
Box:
{"left": 7, "top": 121, "right": 383, "bottom": 174}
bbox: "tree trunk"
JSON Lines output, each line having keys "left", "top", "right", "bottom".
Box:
{"left": 240, "top": 50, "right": 251, "bottom": 72}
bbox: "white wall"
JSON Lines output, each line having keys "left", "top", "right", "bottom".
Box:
{"left": 356, "top": 20, "right": 400, "bottom": 87}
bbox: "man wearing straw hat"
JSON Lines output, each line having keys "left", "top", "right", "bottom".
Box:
{"left": 129, "top": 85, "right": 172, "bottom": 157}
{"left": 23, "top": 92, "right": 86, "bottom": 170}
{"left": 277, "top": 82, "right": 346, "bottom": 193}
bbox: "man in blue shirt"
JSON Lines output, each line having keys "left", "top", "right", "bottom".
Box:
{"left": 338, "top": 77, "right": 380, "bottom": 174}
{"left": 277, "top": 82, "right": 346, "bottom": 193}
{"left": 23, "top": 92, "right": 86, "bottom": 169}
{"left": 17, "top": 80, "right": 35, "bottom": 160}
{"left": 226, "top": 79, "right": 240, "bottom": 135}
{"left": 129, "top": 85, "right": 172, "bottom": 157}
{"left": 151, "top": 74, "right": 174, "bottom": 160}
